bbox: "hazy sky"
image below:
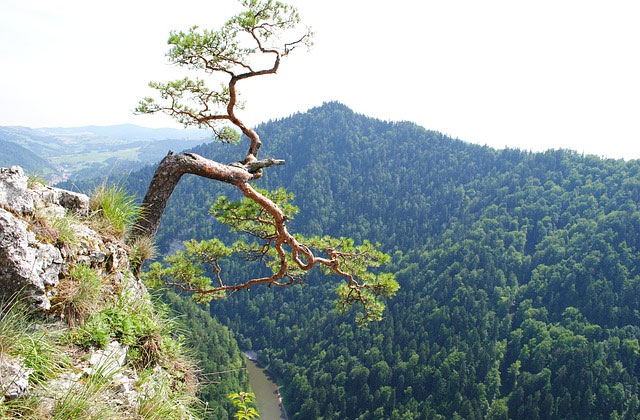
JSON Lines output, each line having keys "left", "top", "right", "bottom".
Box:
{"left": 1, "top": 0, "right": 639, "bottom": 159}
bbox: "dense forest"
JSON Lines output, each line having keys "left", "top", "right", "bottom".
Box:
{"left": 162, "top": 291, "right": 249, "bottom": 420}
{"left": 73, "top": 102, "right": 640, "bottom": 419}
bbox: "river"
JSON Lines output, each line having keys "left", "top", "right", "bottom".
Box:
{"left": 245, "top": 353, "right": 288, "bottom": 420}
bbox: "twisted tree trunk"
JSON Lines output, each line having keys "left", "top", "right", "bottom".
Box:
{"left": 129, "top": 152, "right": 284, "bottom": 245}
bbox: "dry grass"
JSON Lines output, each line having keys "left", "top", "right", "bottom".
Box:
{"left": 52, "top": 264, "right": 103, "bottom": 328}
{"left": 130, "top": 236, "right": 157, "bottom": 274}
{"left": 29, "top": 211, "right": 79, "bottom": 250}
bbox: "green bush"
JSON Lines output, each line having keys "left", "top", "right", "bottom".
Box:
{"left": 69, "top": 292, "right": 183, "bottom": 370}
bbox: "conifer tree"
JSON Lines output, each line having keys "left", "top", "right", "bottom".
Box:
{"left": 133, "top": 0, "right": 398, "bottom": 324}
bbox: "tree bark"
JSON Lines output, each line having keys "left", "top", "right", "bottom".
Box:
{"left": 129, "top": 151, "right": 283, "bottom": 245}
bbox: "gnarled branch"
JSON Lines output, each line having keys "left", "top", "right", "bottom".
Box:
{"left": 130, "top": 152, "right": 286, "bottom": 244}
{"left": 131, "top": 1, "right": 395, "bottom": 325}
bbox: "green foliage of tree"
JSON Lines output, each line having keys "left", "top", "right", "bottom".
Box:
{"left": 144, "top": 186, "right": 397, "bottom": 324}
{"left": 133, "top": 0, "right": 397, "bottom": 326}
{"left": 228, "top": 392, "right": 260, "bottom": 419}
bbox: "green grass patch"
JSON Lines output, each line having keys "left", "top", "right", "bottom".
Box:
{"left": 0, "top": 296, "right": 69, "bottom": 380}
{"left": 89, "top": 184, "right": 141, "bottom": 238}
{"left": 70, "top": 292, "right": 183, "bottom": 370}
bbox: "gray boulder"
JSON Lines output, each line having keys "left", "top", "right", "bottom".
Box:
{"left": 0, "top": 208, "right": 62, "bottom": 310}
{"left": 0, "top": 355, "right": 33, "bottom": 401}
{"left": 0, "top": 166, "right": 35, "bottom": 215}
{"left": 34, "top": 184, "right": 90, "bottom": 217}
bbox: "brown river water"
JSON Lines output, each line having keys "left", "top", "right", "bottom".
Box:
{"left": 245, "top": 354, "right": 288, "bottom": 420}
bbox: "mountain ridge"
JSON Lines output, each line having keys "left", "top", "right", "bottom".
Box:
{"left": 131, "top": 102, "right": 640, "bottom": 420}
{"left": 49, "top": 101, "right": 640, "bottom": 419}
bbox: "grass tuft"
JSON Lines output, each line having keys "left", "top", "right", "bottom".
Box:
{"left": 30, "top": 210, "right": 79, "bottom": 250}
{"left": 52, "top": 212, "right": 80, "bottom": 249}
{"left": 0, "top": 294, "right": 25, "bottom": 356}
{"left": 0, "top": 394, "right": 43, "bottom": 419}
{"left": 0, "top": 295, "right": 70, "bottom": 418}
{"left": 89, "top": 184, "right": 140, "bottom": 238}
{"left": 136, "top": 369, "right": 202, "bottom": 420}
{"left": 52, "top": 264, "right": 103, "bottom": 328}
{"left": 51, "top": 361, "right": 119, "bottom": 420}
{"left": 27, "top": 173, "right": 47, "bottom": 189}
{"left": 130, "top": 235, "right": 158, "bottom": 272}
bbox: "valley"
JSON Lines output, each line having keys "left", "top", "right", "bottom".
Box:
{"left": 5, "top": 102, "right": 640, "bottom": 419}
{"left": 0, "top": 124, "right": 211, "bottom": 183}
{"left": 118, "top": 102, "right": 640, "bottom": 420}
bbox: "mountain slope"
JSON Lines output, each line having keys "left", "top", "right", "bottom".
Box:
{"left": 89, "top": 102, "right": 640, "bottom": 419}
{"left": 0, "top": 126, "right": 67, "bottom": 157}
{"left": 0, "top": 139, "right": 56, "bottom": 176}
{"left": 120, "top": 102, "right": 503, "bottom": 252}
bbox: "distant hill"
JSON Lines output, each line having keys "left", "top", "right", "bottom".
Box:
{"left": 0, "top": 124, "right": 213, "bottom": 182}
{"left": 0, "top": 126, "right": 68, "bottom": 157}
{"left": 39, "top": 123, "right": 210, "bottom": 141}
{"left": 0, "top": 138, "right": 57, "bottom": 177}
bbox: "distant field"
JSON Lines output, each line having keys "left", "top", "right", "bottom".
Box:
{"left": 1, "top": 124, "right": 212, "bottom": 182}
{"left": 50, "top": 147, "right": 141, "bottom": 169}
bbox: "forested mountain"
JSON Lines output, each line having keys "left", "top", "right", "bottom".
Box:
{"left": 81, "top": 102, "right": 640, "bottom": 419}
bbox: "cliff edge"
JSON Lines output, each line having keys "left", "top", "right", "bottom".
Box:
{"left": 0, "top": 166, "right": 200, "bottom": 419}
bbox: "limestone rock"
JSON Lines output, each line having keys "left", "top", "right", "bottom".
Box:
{"left": 0, "top": 208, "right": 62, "bottom": 310}
{"left": 0, "top": 355, "right": 33, "bottom": 401}
{"left": 51, "top": 187, "right": 90, "bottom": 217}
{"left": 33, "top": 183, "right": 90, "bottom": 217}
{"left": 0, "top": 166, "right": 35, "bottom": 215}
{"left": 85, "top": 341, "right": 129, "bottom": 376}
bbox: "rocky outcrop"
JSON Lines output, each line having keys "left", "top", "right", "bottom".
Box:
{"left": 0, "top": 165, "right": 196, "bottom": 418}
{"left": 0, "top": 166, "right": 89, "bottom": 217}
{"left": 0, "top": 166, "right": 35, "bottom": 215}
{"left": 0, "top": 355, "right": 33, "bottom": 402}
{"left": 0, "top": 207, "right": 62, "bottom": 310}
{"left": 0, "top": 165, "right": 133, "bottom": 310}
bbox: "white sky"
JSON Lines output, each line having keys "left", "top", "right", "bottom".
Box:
{"left": 1, "top": 0, "right": 639, "bottom": 159}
